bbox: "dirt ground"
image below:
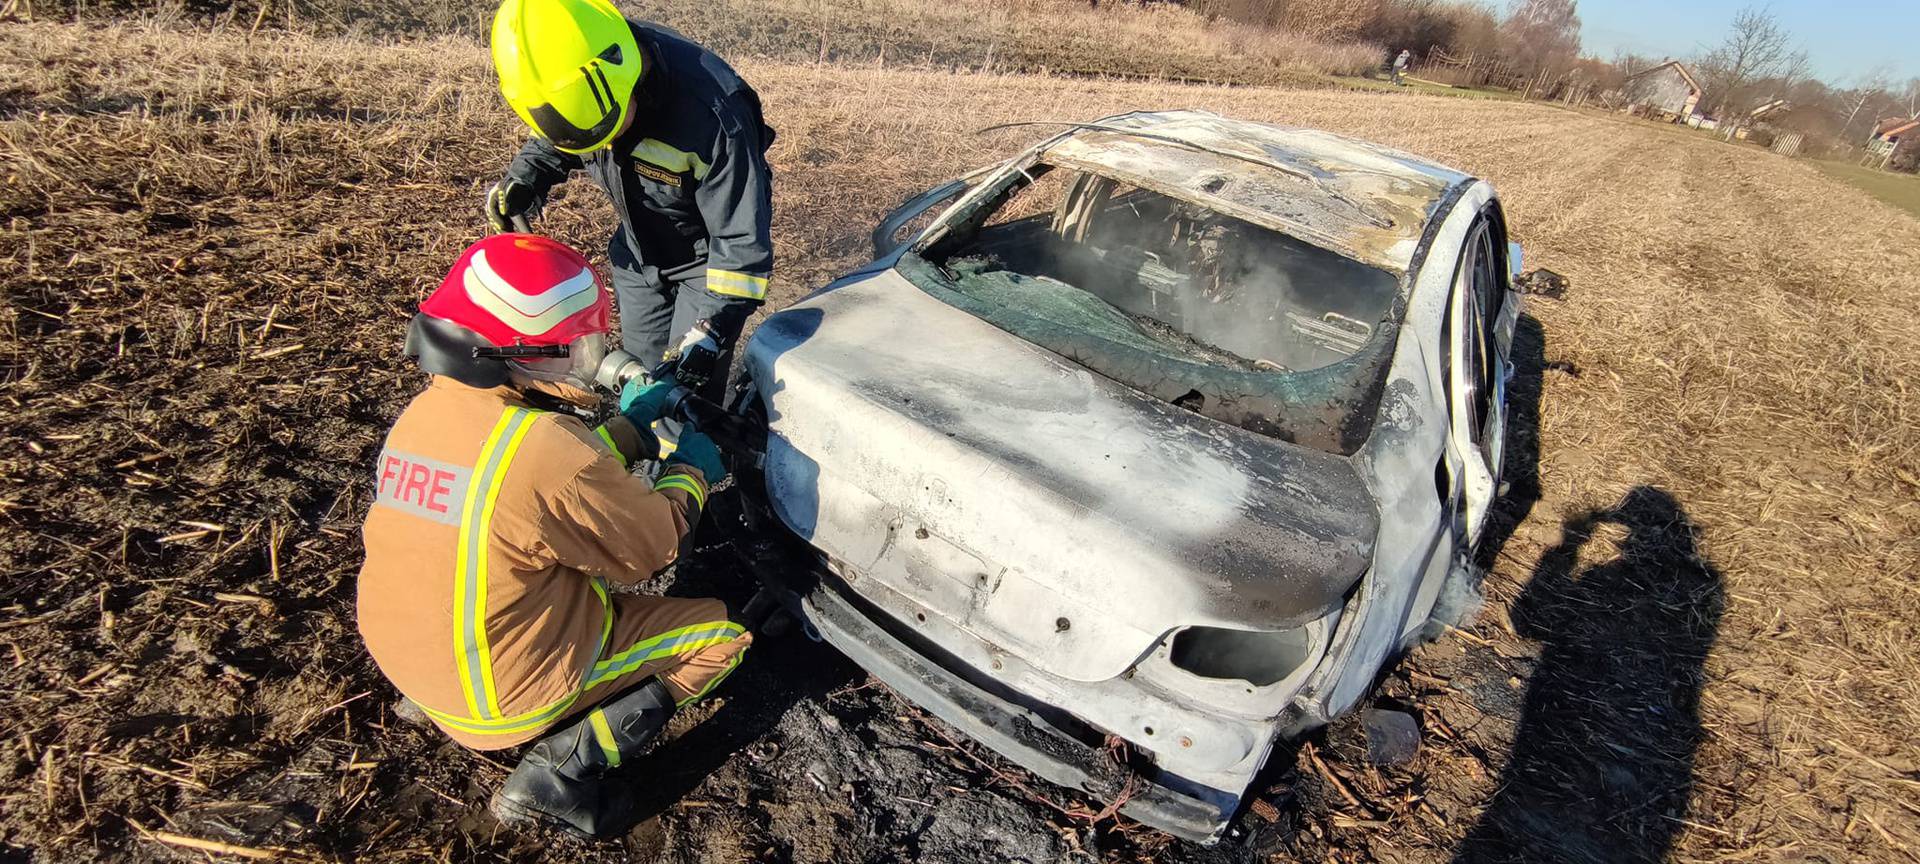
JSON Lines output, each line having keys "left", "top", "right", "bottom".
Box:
{"left": 3, "top": 21, "right": 1918, "bottom": 864}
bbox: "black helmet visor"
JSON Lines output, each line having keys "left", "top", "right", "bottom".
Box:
{"left": 527, "top": 99, "right": 620, "bottom": 152}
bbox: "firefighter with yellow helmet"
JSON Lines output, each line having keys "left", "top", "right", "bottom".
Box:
{"left": 486, "top": 0, "right": 775, "bottom": 425}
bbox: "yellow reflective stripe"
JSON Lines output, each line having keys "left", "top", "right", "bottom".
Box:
{"left": 590, "top": 621, "right": 713, "bottom": 673}
{"left": 472, "top": 411, "right": 539, "bottom": 717}
{"left": 706, "top": 269, "right": 769, "bottom": 300}
{"left": 420, "top": 613, "right": 742, "bottom": 737}
{"left": 420, "top": 691, "right": 581, "bottom": 735}
{"left": 594, "top": 424, "right": 626, "bottom": 466}
{"left": 585, "top": 621, "right": 745, "bottom": 689}
{"left": 677, "top": 645, "right": 747, "bottom": 707}
{"left": 653, "top": 474, "right": 707, "bottom": 510}
{"left": 419, "top": 575, "right": 603, "bottom": 738}
{"left": 632, "top": 138, "right": 710, "bottom": 180}
{"left": 453, "top": 410, "right": 517, "bottom": 719}
{"left": 588, "top": 709, "right": 622, "bottom": 767}
{"left": 591, "top": 576, "right": 613, "bottom": 670}
{"left": 590, "top": 634, "right": 738, "bottom": 688}
{"left": 651, "top": 420, "right": 678, "bottom": 457}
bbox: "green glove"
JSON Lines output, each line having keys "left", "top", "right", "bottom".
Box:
{"left": 619, "top": 376, "right": 679, "bottom": 427}
{"left": 666, "top": 430, "right": 726, "bottom": 486}
{"left": 485, "top": 179, "right": 537, "bottom": 234}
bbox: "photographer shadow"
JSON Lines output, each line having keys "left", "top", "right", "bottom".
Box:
{"left": 1476, "top": 314, "right": 1549, "bottom": 572}
{"left": 1455, "top": 486, "right": 1724, "bottom": 863}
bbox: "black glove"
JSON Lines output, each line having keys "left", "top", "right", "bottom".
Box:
{"left": 485, "top": 180, "right": 537, "bottom": 234}
{"left": 664, "top": 327, "right": 723, "bottom": 394}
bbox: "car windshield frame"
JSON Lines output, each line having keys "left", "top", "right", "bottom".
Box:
{"left": 900, "top": 153, "right": 1411, "bottom": 456}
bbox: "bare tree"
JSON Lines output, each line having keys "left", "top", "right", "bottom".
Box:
{"left": 1609, "top": 48, "right": 1655, "bottom": 78}
{"left": 1499, "top": 0, "right": 1582, "bottom": 99}
{"left": 1838, "top": 67, "right": 1892, "bottom": 141}
{"left": 1445, "top": 1, "right": 1504, "bottom": 58}
{"left": 1499, "top": 0, "right": 1580, "bottom": 81}
{"left": 1693, "top": 5, "right": 1802, "bottom": 119}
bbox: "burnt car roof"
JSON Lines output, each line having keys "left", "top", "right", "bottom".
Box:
{"left": 1036, "top": 110, "right": 1473, "bottom": 273}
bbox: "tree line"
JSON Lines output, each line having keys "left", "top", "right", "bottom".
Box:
{"left": 1183, "top": 0, "right": 1918, "bottom": 157}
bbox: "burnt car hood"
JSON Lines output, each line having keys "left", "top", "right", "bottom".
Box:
{"left": 743, "top": 271, "right": 1378, "bottom": 682}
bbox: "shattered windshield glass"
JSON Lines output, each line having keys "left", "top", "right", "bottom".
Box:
{"left": 903, "top": 162, "right": 1404, "bottom": 455}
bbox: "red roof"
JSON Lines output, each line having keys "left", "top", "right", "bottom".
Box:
{"left": 1881, "top": 119, "right": 1920, "bottom": 140}
{"left": 1874, "top": 116, "right": 1920, "bottom": 139}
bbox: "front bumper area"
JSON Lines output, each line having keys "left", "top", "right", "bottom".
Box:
{"left": 798, "top": 575, "right": 1242, "bottom": 843}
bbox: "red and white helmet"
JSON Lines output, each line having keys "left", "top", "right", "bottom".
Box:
{"left": 408, "top": 234, "right": 611, "bottom": 389}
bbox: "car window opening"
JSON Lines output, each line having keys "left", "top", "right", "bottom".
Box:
{"left": 903, "top": 162, "right": 1404, "bottom": 455}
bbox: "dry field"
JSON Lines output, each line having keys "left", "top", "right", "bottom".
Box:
{"left": 3, "top": 20, "right": 1919, "bottom": 864}
{"left": 30, "top": 0, "right": 1386, "bottom": 82}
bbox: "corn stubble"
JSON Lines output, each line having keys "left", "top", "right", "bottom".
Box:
{"left": 1, "top": 19, "right": 1916, "bottom": 864}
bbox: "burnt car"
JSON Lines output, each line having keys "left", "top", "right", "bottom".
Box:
{"left": 728, "top": 110, "right": 1521, "bottom": 843}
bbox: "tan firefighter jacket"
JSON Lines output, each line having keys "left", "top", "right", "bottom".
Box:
{"left": 357, "top": 376, "right": 741, "bottom": 749}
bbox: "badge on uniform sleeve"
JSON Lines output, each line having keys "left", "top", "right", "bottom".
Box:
{"left": 633, "top": 161, "right": 682, "bottom": 187}
{"left": 375, "top": 449, "right": 472, "bottom": 525}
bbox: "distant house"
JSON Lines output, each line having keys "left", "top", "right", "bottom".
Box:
{"left": 1735, "top": 100, "right": 1790, "bottom": 143}
{"left": 1870, "top": 117, "right": 1920, "bottom": 172}
{"left": 1748, "top": 100, "right": 1789, "bottom": 122}
{"left": 1623, "top": 61, "right": 1703, "bottom": 122}
{"left": 1743, "top": 102, "right": 1823, "bottom": 155}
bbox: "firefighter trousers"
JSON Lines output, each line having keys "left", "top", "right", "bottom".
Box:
{"left": 441, "top": 593, "right": 751, "bottom": 751}
{"left": 586, "top": 594, "right": 751, "bottom": 709}
{"left": 608, "top": 228, "right": 736, "bottom": 407}
{"left": 441, "top": 595, "right": 748, "bottom": 748}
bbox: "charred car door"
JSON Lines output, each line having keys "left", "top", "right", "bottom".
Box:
{"left": 1443, "top": 209, "right": 1520, "bottom": 546}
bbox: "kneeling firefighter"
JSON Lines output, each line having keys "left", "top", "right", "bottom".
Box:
{"left": 356, "top": 234, "right": 751, "bottom": 839}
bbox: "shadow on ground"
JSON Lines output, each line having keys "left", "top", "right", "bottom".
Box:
{"left": 1454, "top": 486, "right": 1724, "bottom": 863}
{"left": 1475, "top": 313, "right": 1549, "bottom": 574}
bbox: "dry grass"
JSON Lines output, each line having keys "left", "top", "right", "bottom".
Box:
{"left": 21, "top": 0, "right": 1387, "bottom": 81}
{"left": 628, "top": 0, "right": 1384, "bottom": 78}
{"left": 2, "top": 20, "right": 1918, "bottom": 863}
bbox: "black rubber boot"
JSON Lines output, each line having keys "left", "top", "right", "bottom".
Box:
{"left": 488, "top": 678, "right": 676, "bottom": 840}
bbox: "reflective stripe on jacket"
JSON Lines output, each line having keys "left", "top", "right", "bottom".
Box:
{"left": 356, "top": 376, "right": 709, "bottom": 748}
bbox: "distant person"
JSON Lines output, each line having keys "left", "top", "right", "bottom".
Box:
{"left": 485, "top": 0, "right": 776, "bottom": 449}
{"left": 358, "top": 235, "right": 749, "bottom": 839}
{"left": 1392, "top": 49, "right": 1412, "bottom": 86}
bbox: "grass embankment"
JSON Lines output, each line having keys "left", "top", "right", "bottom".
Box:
{"left": 1813, "top": 160, "right": 1920, "bottom": 220}
{"left": 2, "top": 19, "right": 1919, "bottom": 864}
{"left": 1332, "top": 74, "right": 1522, "bottom": 100}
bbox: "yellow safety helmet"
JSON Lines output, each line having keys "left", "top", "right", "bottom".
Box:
{"left": 491, "top": 0, "right": 643, "bottom": 154}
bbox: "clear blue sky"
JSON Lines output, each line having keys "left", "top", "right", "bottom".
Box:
{"left": 1577, "top": 0, "right": 1918, "bottom": 85}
